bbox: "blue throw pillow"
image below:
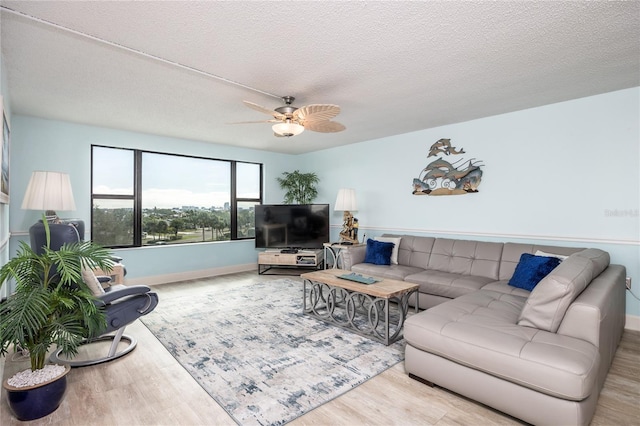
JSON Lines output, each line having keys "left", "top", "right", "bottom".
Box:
{"left": 509, "top": 253, "right": 562, "bottom": 291}
{"left": 364, "top": 238, "right": 395, "bottom": 266}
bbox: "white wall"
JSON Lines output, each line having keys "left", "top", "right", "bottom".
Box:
{"left": 301, "top": 88, "right": 640, "bottom": 318}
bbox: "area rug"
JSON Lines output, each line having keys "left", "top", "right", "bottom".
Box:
{"left": 141, "top": 278, "right": 405, "bottom": 425}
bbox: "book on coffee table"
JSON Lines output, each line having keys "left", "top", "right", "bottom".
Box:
{"left": 338, "top": 272, "right": 381, "bottom": 285}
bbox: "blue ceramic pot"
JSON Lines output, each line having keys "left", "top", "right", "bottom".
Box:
{"left": 3, "top": 364, "right": 71, "bottom": 421}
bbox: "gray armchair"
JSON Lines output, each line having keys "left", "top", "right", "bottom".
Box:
{"left": 50, "top": 276, "right": 159, "bottom": 367}
{"left": 28, "top": 220, "right": 159, "bottom": 367}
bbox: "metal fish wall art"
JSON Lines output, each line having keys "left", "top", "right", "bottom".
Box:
{"left": 413, "top": 138, "right": 484, "bottom": 196}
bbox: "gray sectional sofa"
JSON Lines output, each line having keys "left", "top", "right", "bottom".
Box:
{"left": 341, "top": 235, "right": 626, "bottom": 425}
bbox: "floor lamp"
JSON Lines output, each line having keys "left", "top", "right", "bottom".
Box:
{"left": 335, "top": 188, "right": 359, "bottom": 244}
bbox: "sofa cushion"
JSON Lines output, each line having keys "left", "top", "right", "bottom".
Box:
{"left": 509, "top": 253, "right": 561, "bottom": 291}
{"left": 576, "top": 248, "right": 610, "bottom": 274}
{"left": 382, "top": 235, "right": 435, "bottom": 269}
{"left": 481, "top": 280, "right": 531, "bottom": 298}
{"left": 374, "top": 236, "right": 401, "bottom": 264}
{"left": 518, "top": 249, "right": 610, "bottom": 332}
{"left": 364, "top": 238, "right": 394, "bottom": 265}
{"left": 351, "top": 263, "right": 424, "bottom": 281}
{"left": 426, "top": 238, "right": 503, "bottom": 280}
{"left": 405, "top": 290, "right": 599, "bottom": 400}
{"left": 405, "top": 270, "right": 495, "bottom": 299}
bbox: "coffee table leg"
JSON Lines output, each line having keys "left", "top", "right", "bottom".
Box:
{"left": 303, "top": 279, "right": 308, "bottom": 314}
{"left": 385, "top": 298, "right": 390, "bottom": 345}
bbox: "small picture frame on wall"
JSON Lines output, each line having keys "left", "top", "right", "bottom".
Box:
{"left": 0, "top": 96, "right": 9, "bottom": 204}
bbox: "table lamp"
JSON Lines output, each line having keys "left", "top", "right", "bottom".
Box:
{"left": 335, "top": 188, "right": 358, "bottom": 243}
{"left": 21, "top": 170, "right": 76, "bottom": 224}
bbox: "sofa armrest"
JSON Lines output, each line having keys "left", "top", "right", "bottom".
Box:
{"left": 557, "top": 264, "right": 625, "bottom": 359}
{"left": 341, "top": 245, "right": 367, "bottom": 270}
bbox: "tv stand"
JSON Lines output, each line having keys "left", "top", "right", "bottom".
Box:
{"left": 258, "top": 249, "right": 324, "bottom": 275}
{"left": 280, "top": 248, "right": 299, "bottom": 254}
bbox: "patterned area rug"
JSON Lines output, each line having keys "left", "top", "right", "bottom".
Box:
{"left": 141, "top": 278, "right": 405, "bottom": 425}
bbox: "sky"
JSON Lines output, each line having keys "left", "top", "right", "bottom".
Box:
{"left": 92, "top": 147, "right": 259, "bottom": 209}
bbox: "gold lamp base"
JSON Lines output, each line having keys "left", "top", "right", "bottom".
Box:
{"left": 339, "top": 211, "right": 359, "bottom": 243}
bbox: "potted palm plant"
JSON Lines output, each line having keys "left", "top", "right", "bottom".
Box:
{"left": 277, "top": 170, "right": 320, "bottom": 204}
{"left": 0, "top": 219, "right": 113, "bottom": 421}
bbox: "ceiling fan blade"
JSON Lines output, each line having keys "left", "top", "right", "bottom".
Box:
{"left": 227, "top": 119, "right": 279, "bottom": 125}
{"left": 304, "top": 120, "right": 346, "bottom": 133}
{"left": 243, "top": 101, "right": 285, "bottom": 120}
{"left": 294, "top": 104, "right": 341, "bottom": 122}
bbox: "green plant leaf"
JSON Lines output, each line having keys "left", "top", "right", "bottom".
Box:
{"left": 276, "top": 170, "right": 320, "bottom": 204}
{"left": 0, "top": 227, "right": 111, "bottom": 370}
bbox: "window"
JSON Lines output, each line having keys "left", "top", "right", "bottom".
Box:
{"left": 235, "top": 162, "right": 261, "bottom": 239}
{"left": 91, "top": 146, "right": 262, "bottom": 248}
{"left": 92, "top": 147, "right": 135, "bottom": 246}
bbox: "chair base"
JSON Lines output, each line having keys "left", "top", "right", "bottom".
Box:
{"left": 49, "top": 327, "right": 138, "bottom": 367}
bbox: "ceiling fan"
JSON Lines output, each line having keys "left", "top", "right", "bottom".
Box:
{"left": 236, "top": 96, "right": 346, "bottom": 137}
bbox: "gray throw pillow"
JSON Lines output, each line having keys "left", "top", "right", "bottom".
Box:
{"left": 518, "top": 249, "right": 609, "bottom": 332}
{"left": 81, "top": 267, "right": 106, "bottom": 296}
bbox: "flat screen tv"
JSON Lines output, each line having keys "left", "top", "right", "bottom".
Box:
{"left": 254, "top": 204, "right": 329, "bottom": 250}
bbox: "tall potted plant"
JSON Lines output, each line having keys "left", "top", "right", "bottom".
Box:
{"left": 0, "top": 220, "right": 113, "bottom": 420}
{"left": 277, "top": 170, "right": 320, "bottom": 204}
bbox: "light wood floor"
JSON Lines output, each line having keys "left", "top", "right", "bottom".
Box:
{"left": 2, "top": 271, "right": 639, "bottom": 425}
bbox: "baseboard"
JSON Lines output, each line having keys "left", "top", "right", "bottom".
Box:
{"left": 625, "top": 314, "right": 640, "bottom": 331}
{"left": 124, "top": 263, "right": 257, "bottom": 286}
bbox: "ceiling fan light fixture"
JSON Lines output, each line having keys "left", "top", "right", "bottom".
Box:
{"left": 272, "top": 121, "right": 304, "bottom": 137}
{"left": 241, "top": 96, "right": 344, "bottom": 136}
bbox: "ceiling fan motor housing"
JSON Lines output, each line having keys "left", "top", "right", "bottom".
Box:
{"left": 275, "top": 96, "right": 298, "bottom": 116}
{"left": 275, "top": 105, "right": 298, "bottom": 115}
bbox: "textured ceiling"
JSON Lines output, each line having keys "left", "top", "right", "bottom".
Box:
{"left": 1, "top": 1, "right": 638, "bottom": 154}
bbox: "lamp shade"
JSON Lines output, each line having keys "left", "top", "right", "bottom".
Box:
{"left": 272, "top": 121, "right": 305, "bottom": 137}
{"left": 335, "top": 188, "right": 357, "bottom": 211}
{"left": 21, "top": 171, "right": 76, "bottom": 211}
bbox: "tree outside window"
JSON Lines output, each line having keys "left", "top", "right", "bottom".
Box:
{"left": 91, "top": 146, "right": 262, "bottom": 248}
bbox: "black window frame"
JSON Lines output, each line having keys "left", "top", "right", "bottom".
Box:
{"left": 91, "top": 145, "right": 263, "bottom": 248}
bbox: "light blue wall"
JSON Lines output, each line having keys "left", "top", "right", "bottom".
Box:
{"left": 8, "top": 88, "right": 640, "bottom": 318}
{"left": 0, "top": 47, "right": 11, "bottom": 300}
{"left": 9, "top": 116, "right": 292, "bottom": 279}
{"left": 301, "top": 88, "right": 640, "bottom": 317}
